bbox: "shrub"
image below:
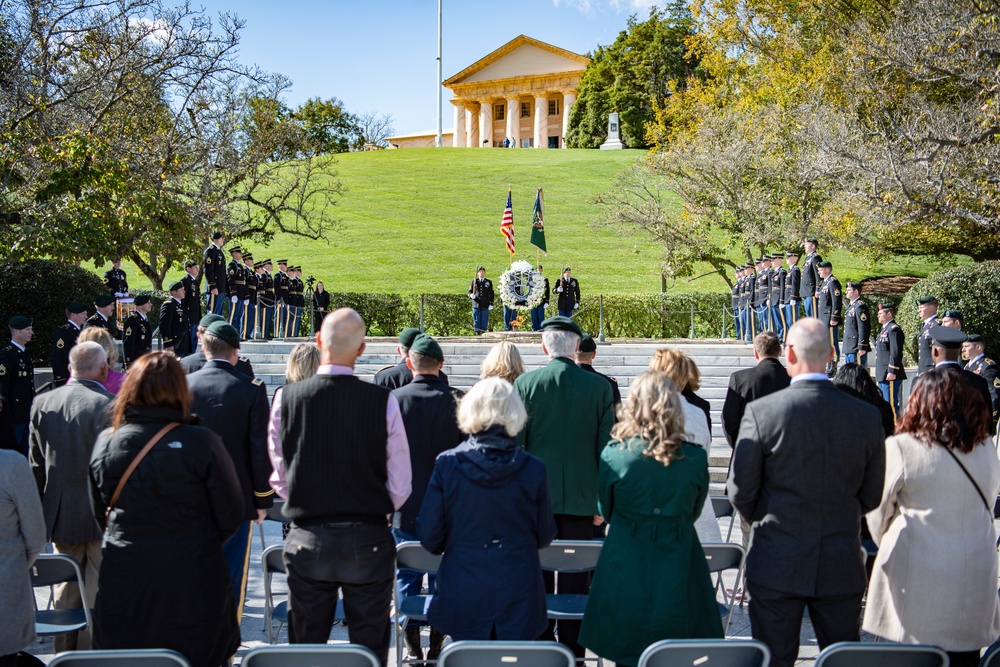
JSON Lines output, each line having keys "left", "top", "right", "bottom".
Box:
{"left": 896, "top": 261, "right": 1000, "bottom": 363}
{"left": 0, "top": 260, "right": 108, "bottom": 365}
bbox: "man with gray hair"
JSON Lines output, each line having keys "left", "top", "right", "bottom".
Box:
{"left": 728, "top": 318, "right": 885, "bottom": 667}
{"left": 29, "top": 340, "right": 114, "bottom": 651}
{"left": 513, "top": 315, "right": 614, "bottom": 658}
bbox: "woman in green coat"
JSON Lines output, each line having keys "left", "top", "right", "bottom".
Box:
{"left": 579, "top": 372, "right": 723, "bottom": 666}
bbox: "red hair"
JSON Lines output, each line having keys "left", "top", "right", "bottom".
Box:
{"left": 897, "top": 367, "right": 990, "bottom": 453}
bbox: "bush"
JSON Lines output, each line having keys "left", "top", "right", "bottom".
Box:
{"left": 0, "top": 260, "right": 107, "bottom": 365}
{"left": 896, "top": 261, "right": 1000, "bottom": 363}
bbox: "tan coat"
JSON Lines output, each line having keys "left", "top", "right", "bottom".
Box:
{"left": 863, "top": 433, "right": 1000, "bottom": 650}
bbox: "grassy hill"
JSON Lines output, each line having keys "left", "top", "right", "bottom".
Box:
{"left": 102, "top": 147, "right": 951, "bottom": 295}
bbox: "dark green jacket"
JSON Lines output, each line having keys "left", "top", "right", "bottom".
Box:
{"left": 514, "top": 357, "right": 614, "bottom": 516}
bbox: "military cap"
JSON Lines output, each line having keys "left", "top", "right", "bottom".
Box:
{"left": 928, "top": 324, "right": 967, "bottom": 349}
{"left": 878, "top": 302, "right": 896, "bottom": 312}
{"left": 845, "top": 281, "right": 862, "bottom": 290}
{"left": 229, "top": 246, "right": 242, "bottom": 254}
{"left": 244, "top": 253, "right": 254, "bottom": 260}
{"left": 541, "top": 315, "right": 582, "bottom": 337}
{"left": 477, "top": 266, "right": 485, "bottom": 272}
{"left": 261, "top": 258, "right": 272, "bottom": 265}
{"left": 133, "top": 295, "right": 151, "bottom": 306}
{"left": 205, "top": 321, "right": 241, "bottom": 349}
{"left": 277, "top": 259, "right": 288, "bottom": 265}
{"left": 167, "top": 280, "right": 185, "bottom": 292}
{"left": 917, "top": 295, "right": 938, "bottom": 305}
{"left": 771, "top": 253, "right": 783, "bottom": 260}
{"left": 579, "top": 333, "right": 597, "bottom": 353}
{"left": 211, "top": 231, "right": 224, "bottom": 240}
{"left": 410, "top": 334, "right": 443, "bottom": 361}
{"left": 184, "top": 259, "right": 198, "bottom": 268}
{"left": 967, "top": 333, "right": 985, "bottom": 344}
{"left": 817, "top": 261, "right": 832, "bottom": 269}
{"left": 398, "top": 327, "right": 423, "bottom": 348}
{"left": 8, "top": 315, "right": 31, "bottom": 330}
{"left": 805, "top": 237, "right": 819, "bottom": 244}
{"left": 94, "top": 294, "right": 116, "bottom": 307}
{"left": 200, "top": 313, "right": 226, "bottom": 328}
{"left": 563, "top": 267, "right": 572, "bottom": 272}
{"left": 786, "top": 250, "right": 800, "bottom": 257}
{"left": 253, "top": 262, "right": 262, "bottom": 269}
{"left": 67, "top": 301, "right": 88, "bottom": 314}
{"left": 943, "top": 309, "right": 963, "bottom": 322}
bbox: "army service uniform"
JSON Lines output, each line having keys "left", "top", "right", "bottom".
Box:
{"left": 875, "top": 318, "right": 906, "bottom": 418}
{"left": 842, "top": 298, "right": 871, "bottom": 367}
{"left": 966, "top": 353, "right": 1000, "bottom": 431}
{"left": 122, "top": 311, "right": 153, "bottom": 368}
{"left": 103, "top": 267, "right": 128, "bottom": 295}
{"left": 50, "top": 321, "right": 82, "bottom": 386}
{"left": 817, "top": 274, "right": 843, "bottom": 362}
{"left": 0, "top": 341, "right": 34, "bottom": 454}
{"left": 203, "top": 244, "right": 228, "bottom": 316}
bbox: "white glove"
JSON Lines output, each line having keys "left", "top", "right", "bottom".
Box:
{"left": 230, "top": 296, "right": 238, "bottom": 303}
{"left": 114, "top": 292, "right": 123, "bottom": 297}
{"left": 469, "top": 293, "right": 475, "bottom": 299}
{"left": 556, "top": 287, "right": 563, "bottom": 293}
{"left": 574, "top": 303, "right": 579, "bottom": 309}
{"left": 488, "top": 305, "right": 493, "bottom": 310}
{"left": 243, "top": 299, "right": 249, "bottom": 306}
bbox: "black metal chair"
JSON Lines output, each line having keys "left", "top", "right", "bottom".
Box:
{"left": 638, "top": 639, "right": 771, "bottom": 667}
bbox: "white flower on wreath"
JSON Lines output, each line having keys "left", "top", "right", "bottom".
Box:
{"left": 499, "top": 261, "right": 545, "bottom": 310}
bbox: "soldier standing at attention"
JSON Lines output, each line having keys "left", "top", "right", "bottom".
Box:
{"left": 227, "top": 246, "right": 246, "bottom": 331}
{"left": 731, "top": 266, "right": 742, "bottom": 341}
{"left": 243, "top": 254, "right": 257, "bottom": 340}
{"left": 963, "top": 334, "right": 999, "bottom": 431}
{"left": 51, "top": 302, "right": 89, "bottom": 386}
{"left": 274, "top": 260, "right": 290, "bottom": 337}
{"left": 290, "top": 267, "right": 305, "bottom": 337}
{"left": 84, "top": 294, "right": 120, "bottom": 340}
{"left": 260, "top": 259, "right": 275, "bottom": 340}
{"left": 745, "top": 263, "right": 758, "bottom": 340}
{"left": 916, "top": 295, "right": 940, "bottom": 375}
{"left": 182, "top": 260, "right": 202, "bottom": 348}
{"left": 203, "top": 231, "right": 228, "bottom": 316}
{"left": 875, "top": 302, "right": 905, "bottom": 420}
{"left": 468, "top": 267, "right": 494, "bottom": 335}
{"left": 755, "top": 257, "right": 771, "bottom": 334}
{"left": 800, "top": 237, "right": 822, "bottom": 317}
{"left": 0, "top": 316, "right": 35, "bottom": 455}
{"left": 770, "top": 254, "right": 786, "bottom": 342}
{"left": 122, "top": 295, "right": 154, "bottom": 369}
{"left": 554, "top": 267, "right": 580, "bottom": 318}
{"left": 816, "top": 261, "right": 843, "bottom": 375}
{"left": 842, "top": 282, "right": 871, "bottom": 367}
{"left": 784, "top": 251, "right": 801, "bottom": 332}
{"left": 159, "top": 281, "right": 190, "bottom": 356}
{"left": 103, "top": 259, "right": 128, "bottom": 296}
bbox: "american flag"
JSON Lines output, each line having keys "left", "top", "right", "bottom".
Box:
{"left": 501, "top": 188, "right": 515, "bottom": 256}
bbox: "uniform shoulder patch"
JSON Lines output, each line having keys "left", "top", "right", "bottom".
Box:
{"left": 125, "top": 327, "right": 133, "bottom": 337}
{"left": 860, "top": 313, "right": 867, "bottom": 321}
{"left": 252, "top": 378, "right": 264, "bottom": 386}
{"left": 56, "top": 338, "right": 65, "bottom": 348}
{"left": 206, "top": 257, "right": 212, "bottom": 264}
{"left": 0, "top": 364, "right": 5, "bottom": 375}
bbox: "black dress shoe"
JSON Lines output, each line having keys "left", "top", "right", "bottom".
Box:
{"left": 404, "top": 627, "right": 423, "bottom": 660}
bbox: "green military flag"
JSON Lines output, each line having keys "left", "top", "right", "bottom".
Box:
{"left": 530, "top": 187, "right": 546, "bottom": 254}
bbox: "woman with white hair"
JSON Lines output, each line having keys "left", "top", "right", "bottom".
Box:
{"left": 417, "top": 376, "right": 557, "bottom": 641}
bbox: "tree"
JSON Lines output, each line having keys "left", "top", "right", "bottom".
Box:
{"left": 295, "top": 97, "right": 361, "bottom": 155}
{"left": 566, "top": 2, "right": 702, "bottom": 149}
{"left": 355, "top": 111, "right": 395, "bottom": 149}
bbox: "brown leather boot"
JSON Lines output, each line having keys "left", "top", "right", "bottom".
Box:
{"left": 404, "top": 627, "right": 423, "bottom": 660}
{"left": 427, "top": 627, "right": 446, "bottom": 660}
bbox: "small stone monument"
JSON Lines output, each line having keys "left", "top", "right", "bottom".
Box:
{"left": 600, "top": 112, "right": 625, "bottom": 150}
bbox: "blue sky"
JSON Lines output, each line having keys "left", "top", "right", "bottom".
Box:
{"left": 195, "top": 0, "right": 657, "bottom": 135}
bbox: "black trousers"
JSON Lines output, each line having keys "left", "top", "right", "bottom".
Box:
{"left": 540, "top": 514, "right": 594, "bottom": 658}
{"left": 284, "top": 523, "right": 395, "bottom": 667}
{"left": 747, "top": 581, "right": 862, "bottom": 667}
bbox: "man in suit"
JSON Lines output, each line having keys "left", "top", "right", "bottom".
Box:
{"left": 575, "top": 333, "right": 622, "bottom": 408}
{"left": 187, "top": 321, "right": 273, "bottom": 623}
{"left": 722, "top": 331, "right": 790, "bottom": 450}
{"left": 841, "top": 281, "right": 871, "bottom": 367}
{"left": 916, "top": 295, "right": 940, "bottom": 374}
{"left": 874, "top": 302, "right": 906, "bottom": 419}
{"left": 159, "top": 280, "right": 189, "bottom": 355}
{"left": 29, "top": 341, "right": 114, "bottom": 651}
{"left": 728, "top": 318, "right": 885, "bottom": 667}
{"left": 84, "top": 294, "right": 120, "bottom": 339}
{"left": 121, "top": 294, "right": 153, "bottom": 369}
{"left": 927, "top": 325, "right": 993, "bottom": 430}
{"left": 181, "top": 314, "right": 255, "bottom": 377}
{"left": 391, "top": 334, "right": 464, "bottom": 661}
{"left": 50, "top": 301, "right": 89, "bottom": 386}
{"left": 203, "top": 231, "right": 228, "bottom": 316}
{"left": 514, "top": 316, "right": 615, "bottom": 659}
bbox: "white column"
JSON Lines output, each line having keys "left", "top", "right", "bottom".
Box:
{"left": 465, "top": 106, "right": 478, "bottom": 148}
{"left": 562, "top": 92, "right": 576, "bottom": 148}
{"left": 453, "top": 104, "right": 466, "bottom": 148}
{"left": 534, "top": 95, "right": 547, "bottom": 148}
{"left": 479, "top": 100, "right": 493, "bottom": 147}
{"left": 506, "top": 98, "right": 519, "bottom": 147}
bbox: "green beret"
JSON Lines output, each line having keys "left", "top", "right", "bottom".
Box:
{"left": 133, "top": 295, "right": 151, "bottom": 306}
{"left": 918, "top": 295, "right": 937, "bottom": 305}
{"left": 805, "top": 237, "right": 819, "bottom": 244}
{"left": 541, "top": 315, "right": 582, "bottom": 337}
{"left": 94, "top": 294, "right": 115, "bottom": 307}
{"left": 410, "top": 334, "right": 444, "bottom": 361}
{"left": 845, "top": 281, "right": 861, "bottom": 290}
{"left": 8, "top": 315, "right": 31, "bottom": 330}
{"left": 398, "top": 327, "right": 422, "bottom": 348}
{"left": 967, "top": 333, "right": 985, "bottom": 344}
{"left": 168, "top": 280, "right": 184, "bottom": 292}
{"left": 943, "top": 309, "right": 963, "bottom": 321}
{"left": 67, "top": 301, "right": 88, "bottom": 314}
{"left": 205, "top": 321, "right": 241, "bottom": 349}
{"left": 579, "top": 333, "right": 597, "bottom": 353}
{"left": 200, "top": 313, "right": 226, "bottom": 327}
{"left": 878, "top": 302, "right": 896, "bottom": 312}
{"left": 928, "top": 324, "right": 967, "bottom": 349}
{"left": 817, "top": 261, "right": 832, "bottom": 269}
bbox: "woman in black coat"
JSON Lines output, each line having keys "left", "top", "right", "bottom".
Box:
{"left": 311, "top": 281, "right": 330, "bottom": 327}
{"left": 89, "top": 352, "right": 243, "bottom": 667}
{"left": 418, "top": 376, "right": 557, "bottom": 641}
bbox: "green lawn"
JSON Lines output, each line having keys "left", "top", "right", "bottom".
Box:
{"left": 98, "top": 147, "right": 953, "bottom": 295}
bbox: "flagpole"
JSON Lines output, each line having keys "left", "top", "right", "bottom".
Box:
{"left": 435, "top": 0, "right": 443, "bottom": 148}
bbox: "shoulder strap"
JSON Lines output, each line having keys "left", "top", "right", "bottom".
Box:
{"left": 106, "top": 422, "right": 181, "bottom": 520}
{"left": 942, "top": 446, "right": 992, "bottom": 514}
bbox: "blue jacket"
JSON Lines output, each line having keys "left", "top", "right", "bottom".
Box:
{"left": 418, "top": 426, "right": 557, "bottom": 640}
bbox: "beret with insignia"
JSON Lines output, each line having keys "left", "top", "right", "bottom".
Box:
{"left": 918, "top": 295, "right": 938, "bottom": 305}
{"left": 8, "top": 315, "right": 31, "bottom": 330}
{"left": 805, "top": 237, "right": 819, "bottom": 244}
{"left": 929, "top": 324, "right": 967, "bottom": 349}
{"left": 943, "top": 309, "right": 963, "bottom": 321}
{"left": 205, "top": 321, "right": 240, "bottom": 349}
{"left": 67, "top": 301, "right": 88, "bottom": 314}
{"left": 168, "top": 280, "right": 184, "bottom": 292}
{"left": 94, "top": 294, "right": 115, "bottom": 308}
{"left": 185, "top": 259, "right": 198, "bottom": 268}
{"left": 211, "top": 231, "right": 224, "bottom": 240}
{"left": 846, "top": 281, "right": 861, "bottom": 290}
{"left": 134, "top": 295, "right": 151, "bottom": 306}
{"left": 878, "top": 302, "right": 896, "bottom": 312}
{"left": 200, "top": 313, "right": 226, "bottom": 327}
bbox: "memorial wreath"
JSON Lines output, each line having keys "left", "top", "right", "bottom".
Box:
{"left": 499, "top": 260, "right": 545, "bottom": 310}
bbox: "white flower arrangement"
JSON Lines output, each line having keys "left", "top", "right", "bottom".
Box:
{"left": 499, "top": 261, "right": 545, "bottom": 310}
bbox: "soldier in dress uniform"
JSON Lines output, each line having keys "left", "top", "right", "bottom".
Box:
{"left": 203, "top": 231, "right": 228, "bottom": 316}
{"left": 731, "top": 266, "right": 743, "bottom": 341}
{"left": 182, "top": 259, "right": 202, "bottom": 348}
{"left": 842, "top": 281, "right": 871, "bottom": 367}
{"left": 784, "top": 251, "right": 801, "bottom": 331}
{"left": 915, "top": 295, "right": 940, "bottom": 375}
{"left": 259, "top": 259, "right": 275, "bottom": 340}
{"left": 274, "top": 259, "right": 290, "bottom": 337}
{"left": 555, "top": 267, "right": 581, "bottom": 318}
{"left": 226, "top": 246, "right": 246, "bottom": 331}
{"left": 181, "top": 314, "right": 255, "bottom": 377}
{"left": 874, "top": 302, "right": 905, "bottom": 420}
{"left": 941, "top": 309, "right": 963, "bottom": 329}
{"left": 769, "top": 254, "right": 786, "bottom": 342}
{"left": 755, "top": 257, "right": 770, "bottom": 334}
{"left": 289, "top": 267, "right": 304, "bottom": 337}
{"left": 744, "top": 263, "right": 758, "bottom": 340}
{"left": 815, "top": 261, "right": 843, "bottom": 375}
{"left": 122, "top": 295, "right": 154, "bottom": 368}
{"left": 243, "top": 254, "right": 257, "bottom": 340}
{"left": 0, "top": 316, "right": 35, "bottom": 454}
{"left": 963, "top": 333, "right": 999, "bottom": 431}
{"left": 800, "top": 237, "right": 822, "bottom": 318}
{"left": 103, "top": 260, "right": 128, "bottom": 296}
{"left": 159, "top": 280, "right": 189, "bottom": 355}
{"left": 531, "top": 265, "right": 550, "bottom": 332}
{"left": 84, "top": 294, "right": 120, "bottom": 340}
{"left": 50, "top": 301, "right": 89, "bottom": 386}
{"left": 468, "top": 267, "right": 494, "bottom": 334}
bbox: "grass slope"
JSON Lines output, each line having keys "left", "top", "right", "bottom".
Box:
{"left": 105, "top": 147, "right": 951, "bottom": 295}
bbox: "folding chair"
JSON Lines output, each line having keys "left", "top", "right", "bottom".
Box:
{"left": 710, "top": 495, "right": 737, "bottom": 542}
{"left": 981, "top": 636, "right": 1000, "bottom": 666}
{"left": 241, "top": 644, "right": 379, "bottom": 667}
{"left": 394, "top": 542, "right": 443, "bottom": 667}
{"left": 437, "top": 640, "right": 576, "bottom": 667}
{"left": 257, "top": 498, "right": 286, "bottom": 548}
{"left": 48, "top": 649, "right": 191, "bottom": 667}
{"left": 31, "top": 554, "right": 92, "bottom": 638}
{"left": 537, "top": 540, "right": 604, "bottom": 666}
{"left": 638, "top": 639, "right": 771, "bottom": 667}
{"left": 701, "top": 543, "right": 746, "bottom": 636}
{"left": 813, "top": 642, "right": 948, "bottom": 667}
{"left": 261, "top": 544, "right": 344, "bottom": 643}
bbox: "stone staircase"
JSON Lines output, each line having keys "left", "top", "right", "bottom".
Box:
{"left": 240, "top": 336, "right": 757, "bottom": 490}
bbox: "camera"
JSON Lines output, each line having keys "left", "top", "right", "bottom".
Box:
{"left": 306, "top": 275, "right": 316, "bottom": 287}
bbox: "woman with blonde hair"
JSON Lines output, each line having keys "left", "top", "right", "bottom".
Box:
{"left": 579, "top": 372, "right": 723, "bottom": 666}
{"left": 649, "top": 348, "right": 711, "bottom": 435}
{"left": 479, "top": 340, "right": 525, "bottom": 384}
{"left": 78, "top": 327, "right": 126, "bottom": 394}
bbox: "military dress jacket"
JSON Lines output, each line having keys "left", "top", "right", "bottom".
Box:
{"left": 755, "top": 268, "right": 770, "bottom": 308}
{"left": 917, "top": 317, "right": 940, "bottom": 374}
{"left": 966, "top": 355, "right": 1000, "bottom": 427}
{"left": 801, "top": 251, "right": 822, "bottom": 299}
{"left": 842, "top": 298, "right": 871, "bottom": 355}
{"left": 202, "top": 244, "right": 227, "bottom": 295}
{"left": 50, "top": 321, "right": 81, "bottom": 385}
{"left": 159, "top": 297, "right": 189, "bottom": 354}
{"left": 875, "top": 320, "right": 907, "bottom": 382}
{"left": 182, "top": 273, "right": 202, "bottom": 325}
{"left": 0, "top": 343, "right": 34, "bottom": 424}
{"left": 103, "top": 268, "right": 128, "bottom": 295}
{"left": 770, "top": 267, "right": 786, "bottom": 307}
{"left": 274, "top": 271, "right": 290, "bottom": 305}
{"left": 554, "top": 278, "right": 580, "bottom": 311}
{"left": 122, "top": 313, "right": 153, "bottom": 368}
{"left": 84, "top": 312, "right": 120, "bottom": 340}
{"left": 226, "top": 259, "right": 246, "bottom": 300}
{"left": 784, "top": 266, "right": 801, "bottom": 304}
{"left": 469, "top": 278, "right": 494, "bottom": 309}
{"left": 817, "top": 275, "right": 843, "bottom": 326}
